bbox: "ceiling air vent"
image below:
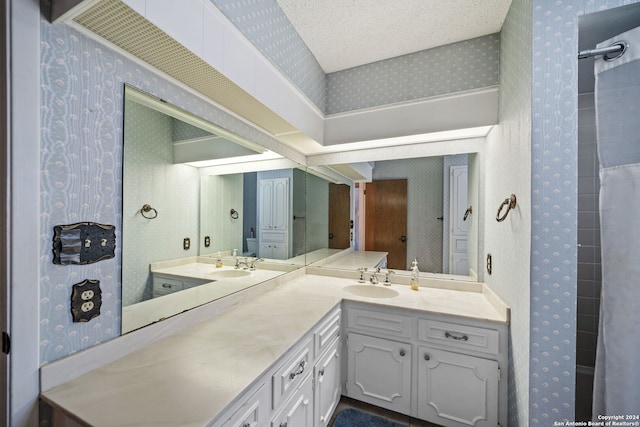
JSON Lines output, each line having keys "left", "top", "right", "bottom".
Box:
{"left": 73, "top": 0, "right": 297, "bottom": 137}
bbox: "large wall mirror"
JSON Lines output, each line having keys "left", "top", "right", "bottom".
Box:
{"left": 120, "top": 85, "right": 481, "bottom": 335}
{"left": 315, "top": 151, "right": 481, "bottom": 280}
{"left": 121, "top": 86, "right": 352, "bottom": 333}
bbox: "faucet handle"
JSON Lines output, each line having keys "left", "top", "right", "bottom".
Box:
{"left": 357, "top": 267, "right": 368, "bottom": 283}
{"left": 250, "top": 258, "right": 264, "bottom": 270}
{"left": 383, "top": 270, "right": 395, "bottom": 285}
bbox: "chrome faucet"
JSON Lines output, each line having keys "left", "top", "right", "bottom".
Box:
{"left": 357, "top": 267, "right": 368, "bottom": 283}
{"left": 235, "top": 257, "right": 250, "bottom": 269}
{"left": 383, "top": 269, "right": 395, "bottom": 285}
{"left": 369, "top": 267, "right": 381, "bottom": 284}
{"left": 249, "top": 258, "right": 264, "bottom": 271}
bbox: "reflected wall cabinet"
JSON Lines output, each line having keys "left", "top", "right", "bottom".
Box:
{"left": 258, "top": 178, "right": 289, "bottom": 259}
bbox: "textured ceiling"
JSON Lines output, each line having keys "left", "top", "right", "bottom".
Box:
{"left": 276, "top": 0, "right": 513, "bottom": 73}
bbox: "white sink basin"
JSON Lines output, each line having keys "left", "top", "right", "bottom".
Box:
{"left": 343, "top": 285, "right": 399, "bottom": 299}
{"left": 208, "top": 269, "right": 251, "bottom": 279}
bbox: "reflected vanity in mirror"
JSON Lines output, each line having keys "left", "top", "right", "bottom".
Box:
{"left": 120, "top": 84, "right": 480, "bottom": 335}
{"left": 121, "top": 86, "right": 350, "bottom": 333}
{"left": 312, "top": 152, "right": 481, "bottom": 281}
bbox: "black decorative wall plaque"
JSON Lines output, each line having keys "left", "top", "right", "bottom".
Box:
{"left": 52, "top": 222, "right": 116, "bottom": 265}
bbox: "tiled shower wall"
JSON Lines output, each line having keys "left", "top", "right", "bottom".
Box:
{"left": 577, "top": 92, "right": 601, "bottom": 368}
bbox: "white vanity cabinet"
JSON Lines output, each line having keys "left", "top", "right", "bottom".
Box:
{"left": 208, "top": 307, "right": 342, "bottom": 427}
{"left": 152, "top": 273, "right": 210, "bottom": 298}
{"left": 343, "top": 302, "right": 508, "bottom": 427}
{"left": 259, "top": 243, "right": 288, "bottom": 260}
{"left": 345, "top": 307, "right": 413, "bottom": 414}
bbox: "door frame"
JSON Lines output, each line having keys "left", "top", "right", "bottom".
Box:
{"left": 4, "top": 0, "right": 41, "bottom": 425}
{"left": 1, "top": 0, "right": 8, "bottom": 423}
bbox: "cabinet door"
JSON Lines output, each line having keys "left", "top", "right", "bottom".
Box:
{"left": 271, "top": 372, "right": 313, "bottom": 427}
{"left": 346, "top": 333, "right": 411, "bottom": 415}
{"left": 417, "top": 346, "right": 498, "bottom": 427}
{"left": 271, "top": 243, "right": 288, "bottom": 260}
{"left": 314, "top": 338, "right": 341, "bottom": 427}
{"left": 259, "top": 243, "right": 273, "bottom": 258}
{"left": 271, "top": 178, "right": 289, "bottom": 230}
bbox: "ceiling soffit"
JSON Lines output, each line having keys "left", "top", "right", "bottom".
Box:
{"left": 74, "top": 0, "right": 299, "bottom": 138}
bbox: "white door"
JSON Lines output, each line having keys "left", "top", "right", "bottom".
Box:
{"left": 417, "top": 346, "right": 498, "bottom": 427}
{"left": 346, "top": 332, "right": 412, "bottom": 415}
{"left": 449, "top": 166, "right": 468, "bottom": 275}
{"left": 314, "top": 338, "right": 341, "bottom": 427}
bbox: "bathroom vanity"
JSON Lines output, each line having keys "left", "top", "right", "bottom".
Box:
{"left": 40, "top": 271, "right": 508, "bottom": 427}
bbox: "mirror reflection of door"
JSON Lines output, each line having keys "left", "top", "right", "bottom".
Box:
{"left": 364, "top": 179, "right": 408, "bottom": 269}
{"left": 448, "top": 165, "right": 469, "bottom": 275}
{"left": 328, "top": 183, "right": 350, "bottom": 249}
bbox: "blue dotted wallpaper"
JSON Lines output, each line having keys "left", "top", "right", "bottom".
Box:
{"left": 529, "top": 0, "right": 640, "bottom": 424}
{"left": 326, "top": 34, "right": 500, "bottom": 115}
{"left": 210, "top": 0, "right": 326, "bottom": 112}
{"left": 39, "top": 17, "right": 294, "bottom": 363}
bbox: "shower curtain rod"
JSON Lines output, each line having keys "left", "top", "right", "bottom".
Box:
{"left": 578, "top": 43, "right": 625, "bottom": 59}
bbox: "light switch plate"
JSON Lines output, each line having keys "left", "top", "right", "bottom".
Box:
{"left": 52, "top": 222, "right": 116, "bottom": 265}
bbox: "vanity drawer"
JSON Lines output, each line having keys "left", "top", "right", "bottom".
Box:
{"left": 152, "top": 276, "right": 184, "bottom": 296}
{"left": 314, "top": 308, "right": 341, "bottom": 358}
{"left": 272, "top": 337, "right": 313, "bottom": 409}
{"left": 417, "top": 319, "right": 499, "bottom": 355}
{"left": 347, "top": 307, "right": 413, "bottom": 339}
{"left": 218, "top": 381, "right": 270, "bottom": 427}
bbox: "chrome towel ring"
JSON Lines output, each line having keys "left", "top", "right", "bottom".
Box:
{"left": 140, "top": 204, "right": 158, "bottom": 219}
{"left": 496, "top": 194, "right": 517, "bottom": 222}
{"left": 230, "top": 208, "right": 239, "bottom": 219}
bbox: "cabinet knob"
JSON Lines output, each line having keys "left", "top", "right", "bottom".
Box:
{"left": 279, "top": 423, "right": 287, "bottom": 427}
{"left": 242, "top": 424, "right": 251, "bottom": 427}
{"left": 399, "top": 349, "right": 406, "bottom": 357}
{"left": 424, "top": 353, "right": 431, "bottom": 361}
{"left": 318, "top": 368, "right": 325, "bottom": 377}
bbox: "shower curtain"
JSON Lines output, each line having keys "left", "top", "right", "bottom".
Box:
{"left": 592, "top": 26, "right": 640, "bottom": 418}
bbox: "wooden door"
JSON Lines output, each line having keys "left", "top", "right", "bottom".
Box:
{"left": 365, "top": 179, "right": 407, "bottom": 269}
{"left": 328, "top": 183, "right": 350, "bottom": 249}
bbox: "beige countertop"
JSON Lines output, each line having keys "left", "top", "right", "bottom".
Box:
{"left": 122, "top": 260, "right": 292, "bottom": 333}
{"left": 41, "top": 273, "right": 508, "bottom": 427}
{"left": 314, "top": 250, "right": 388, "bottom": 270}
